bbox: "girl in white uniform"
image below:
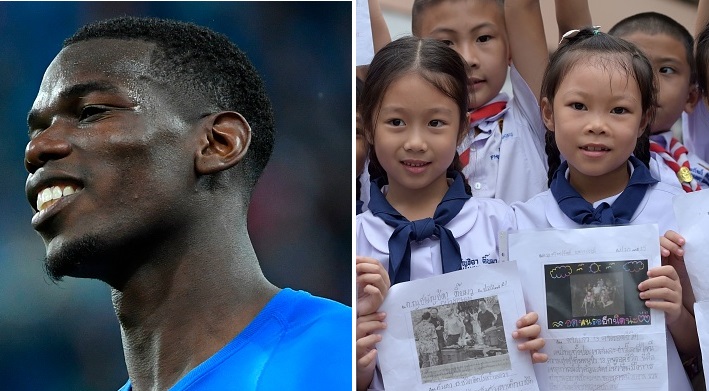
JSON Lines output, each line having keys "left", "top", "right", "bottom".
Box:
{"left": 354, "top": 36, "right": 545, "bottom": 391}
{"left": 511, "top": 28, "right": 698, "bottom": 391}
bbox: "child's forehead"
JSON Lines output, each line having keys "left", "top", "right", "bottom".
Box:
{"left": 619, "top": 31, "right": 691, "bottom": 62}
{"left": 416, "top": 0, "right": 504, "bottom": 34}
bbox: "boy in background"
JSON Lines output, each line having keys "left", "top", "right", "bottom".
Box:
{"left": 610, "top": 13, "right": 709, "bottom": 191}
{"left": 410, "top": 0, "right": 591, "bottom": 204}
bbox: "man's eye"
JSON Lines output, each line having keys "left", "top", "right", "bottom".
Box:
{"left": 79, "top": 106, "right": 108, "bottom": 121}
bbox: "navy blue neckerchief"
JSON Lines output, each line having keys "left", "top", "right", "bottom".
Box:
{"left": 550, "top": 156, "right": 658, "bottom": 225}
{"left": 368, "top": 171, "right": 470, "bottom": 284}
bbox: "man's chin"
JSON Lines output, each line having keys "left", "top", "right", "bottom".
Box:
{"left": 44, "top": 236, "right": 105, "bottom": 282}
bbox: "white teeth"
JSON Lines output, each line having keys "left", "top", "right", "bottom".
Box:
{"left": 36, "top": 185, "right": 79, "bottom": 212}
{"left": 583, "top": 146, "right": 608, "bottom": 152}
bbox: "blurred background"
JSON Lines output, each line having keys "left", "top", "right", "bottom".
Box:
{"left": 0, "top": 2, "right": 351, "bottom": 390}
{"left": 380, "top": 0, "right": 697, "bottom": 49}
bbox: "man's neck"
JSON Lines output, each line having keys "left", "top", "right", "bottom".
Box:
{"left": 112, "top": 227, "right": 278, "bottom": 391}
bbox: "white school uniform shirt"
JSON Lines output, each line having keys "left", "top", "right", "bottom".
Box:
{"left": 649, "top": 151, "right": 684, "bottom": 190}
{"left": 682, "top": 100, "right": 709, "bottom": 162}
{"left": 356, "top": 189, "right": 515, "bottom": 391}
{"left": 511, "top": 163, "right": 692, "bottom": 391}
{"left": 457, "top": 64, "right": 548, "bottom": 204}
{"left": 356, "top": 195, "right": 515, "bottom": 281}
{"left": 653, "top": 129, "right": 709, "bottom": 189}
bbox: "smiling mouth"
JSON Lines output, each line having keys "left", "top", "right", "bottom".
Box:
{"left": 402, "top": 161, "right": 429, "bottom": 167}
{"left": 36, "top": 184, "right": 82, "bottom": 212}
{"left": 581, "top": 146, "right": 610, "bottom": 152}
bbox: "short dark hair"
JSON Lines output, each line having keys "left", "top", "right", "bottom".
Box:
{"left": 542, "top": 28, "right": 657, "bottom": 185}
{"left": 64, "top": 16, "right": 275, "bottom": 191}
{"left": 697, "top": 21, "right": 709, "bottom": 96}
{"left": 609, "top": 12, "right": 696, "bottom": 85}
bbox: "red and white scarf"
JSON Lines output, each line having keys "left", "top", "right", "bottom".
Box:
{"left": 459, "top": 101, "right": 507, "bottom": 167}
{"left": 649, "top": 137, "right": 700, "bottom": 192}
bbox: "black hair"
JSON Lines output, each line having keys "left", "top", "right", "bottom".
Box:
{"left": 542, "top": 28, "right": 656, "bottom": 186}
{"left": 360, "top": 36, "right": 471, "bottom": 194}
{"left": 356, "top": 75, "right": 365, "bottom": 205}
{"left": 64, "top": 16, "right": 275, "bottom": 192}
{"left": 609, "top": 12, "right": 696, "bottom": 85}
{"left": 697, "top": 21, "right": 709, "bottom": 97}
{"left": 412, "top": 0, "right": 503, "bottom": 36}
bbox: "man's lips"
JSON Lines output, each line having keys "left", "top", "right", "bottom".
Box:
{"left": 26, "top": 170, "right": 84, "bottom": 213}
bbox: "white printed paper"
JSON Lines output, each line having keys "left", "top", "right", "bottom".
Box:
{"left": 693, "top": 301, "right": 709, "bottom": 391}
{"left": 377, "top": 262, "right": 539, "bottom": 391}
{"left": 673, "top": 190, "right": 709, "bottom": 302}
{"left": 356, "top": 0, "right": 374, "bottom": 66}
{"left": 509, "top": 224, "right": 667, "bottom": 391}
{"left": 674, "top": 191, "right": 709, "bottom": 391}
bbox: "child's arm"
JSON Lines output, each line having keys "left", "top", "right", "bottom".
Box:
{"left": 639, "top": 264, "right": 700, "bottom": 357}
{"left": 513, "top": 312, "right": 548, "bottom": 363}
{"left": 504, "top": 0, "right": 548, "bottom": 102}
{"left": 357, "top": 312, "right": 386, "bottom": 391}
{"left": 661, "top": 231, "right": 697, "bottom": 314}
{"left": 368, "top": 0, "right": 391, "bottom": 54}
{"left": 356, "top": 256, "right": 390, "bottom": 316}
{"left": 696, "top": 0, "right": 709, "bottom": 39}
{"left": 554, "top": 0, "right": 591, "bottom": 42}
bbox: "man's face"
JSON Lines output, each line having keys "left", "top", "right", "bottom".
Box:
{"left": 431, "top": 309, "right": 438, "bottom": 318}
{"left": 25, "top": 39, "right": 199, "bottom": 283}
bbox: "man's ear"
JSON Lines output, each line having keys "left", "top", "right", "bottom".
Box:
{"left": 195, "top": 111, "right": 251, "bottom": 175}
{"left": 540, "top": 97, "right": 554, "bottom": 132}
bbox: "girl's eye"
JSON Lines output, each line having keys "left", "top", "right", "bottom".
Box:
{"left": 79, "top": 106, "right": 108, "bottom": 121}
{"left": 659, "top": 66, "right": 675, "bottom": 75}
{"left": 388, "top": 118, "right": 404, "bottom": 126}
{"left": 571, "top": 102, "right": 586, "bottom": 110}
{"left": 429, "top": 119, "right": 444, "bottom": 127}
{"left": 477, "top": 35, "right": 492, "bottom": 43}
{"left": 611, "top": 107, "right": 628, "bottom": 114}
{"left": 440, "top": 39, "right": 454, "bottom": 47}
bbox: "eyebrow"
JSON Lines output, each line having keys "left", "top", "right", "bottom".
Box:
{"left": 27, "top": 81, "right": 121, "bottom": 130}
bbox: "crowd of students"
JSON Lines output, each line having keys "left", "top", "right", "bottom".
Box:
{"left": 355, "top": 0, "right": 709, "bottom": 390}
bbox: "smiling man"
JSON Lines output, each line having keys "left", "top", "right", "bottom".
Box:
{"left": 24, "top": 16, "right": 350, "bottom": 391}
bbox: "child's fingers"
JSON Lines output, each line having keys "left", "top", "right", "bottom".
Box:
{"left": 357, "top": 311, "right": 387, "bottom": 323}
{"left": 356, "top": 333, "right": 383, "bottom": 358}
{"left": 356, "top": 256, "right": 382, "bottom": 268}
{"left": 515, "top": 312, "right": 539, "bottom": 328}
{"left": 356, "top": 261, "right": 384, "bottom": 276}
{"left": 356, "top": 318, "right": 387, "bottom": 339}
{"left": 643, "top": 299, "right": 680, "bottom": 311}
{"left": 663, "top": 230, "right": 685, "bottom": 247}
{"left": 512, "top": 324, "right": 541, "bottom": 340}
{"left": 532, "top": 352, "right": 548, "bottom": 364}
{"left": 357, "top": 348, "right": 378, "bottom": 370}
{"left": 517, "top": 336, "right": 545, "bottom": 352}
{"left": 660, "top": 232, "right": 685, "bottom": 259}
{"left": 357, "top": 272, "right": 389, "bottom": 294}
{"left": 643, "top": 266, "right": 679, "bottom": 284}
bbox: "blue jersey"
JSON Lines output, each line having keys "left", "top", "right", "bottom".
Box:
{"left": 118, "top": 288, "right": 351, "bottom": 390}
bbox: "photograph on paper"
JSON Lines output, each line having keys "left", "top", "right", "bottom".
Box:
{"left": 411, "top": 296, "right": 510, "bottom": 383}
{"left": 544, "top": 260, "right": 650, "bottom": 329}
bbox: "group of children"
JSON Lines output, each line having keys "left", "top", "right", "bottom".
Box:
{"left": 356, "top": 0, "right": 709, "bottom": 390}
